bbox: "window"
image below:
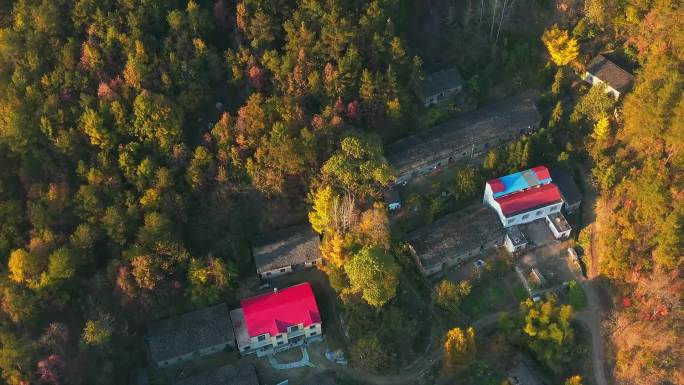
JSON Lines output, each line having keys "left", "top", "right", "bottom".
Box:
{"left": 277, "top": 341, "right": 285, "bottom": 346}
{"left": 290, "top": 325, "right": 299, "bottom": 332}
{"left": 310, "top": 331, "right": 317, "bottom": 336}
{"left": 276, "top": 334, "right": 283, "bottom": 339}
{"left": 522, "top": 214, "right": 529, "bottom": 220}
{"left": 536, "top": 210, "right": 543, "bottom": 216}
{"left": 257, "top": 335, "right": 266, "bottom": 342}
{"left": 310, "top": 325, "right": 316, "bottom": 329}
{"left": 280, "top": 268, "right": 286, "bottom": 272}
{"left": 266, "top": 272, "right": 271, "bottom": 276}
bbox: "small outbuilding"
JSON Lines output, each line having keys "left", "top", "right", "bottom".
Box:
{"left": 419, "top": 67, "right": 464, "bottom": 107}
{"left": 385, "top": 188, "right": 402, "bottom": 211}
{"left": 583, "top": 54, "right": 634, "bottom": 100}
{"left": 252, "top": 225, "right": 322, "bottom": 279}
{"left": 504, "top": 225, "right": 528, "bottom": 254}
{"left": 147, "top": 303, "right": 234, "bottom": 368}
{"left": 173, "top": 363, "right": 259, "bottom": 385}
{"left": 550, "top": 168, "right": 582, "bottom": 214}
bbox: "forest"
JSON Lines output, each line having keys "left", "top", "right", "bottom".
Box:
{"left": 0, "top": 0, "right": 681, "bottom": 384}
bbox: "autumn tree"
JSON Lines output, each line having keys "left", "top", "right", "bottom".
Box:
{"left": 443, "top": 327, "right": 476, "bottom": 372}
{"left": 434, "top": 279, "right": 472, "bottom": 315}
{"left": 344, "top": 246, "right": 400, "bottom": 308}
{"left": 521, "top": 296, "right": 576, "bottom": 371}
{"left": 542, "top": 25, "right": 579, "bottom": 66}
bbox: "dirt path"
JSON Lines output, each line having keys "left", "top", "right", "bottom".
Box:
{"left": 576, "top": 278, "right": 610, "bottom": 385}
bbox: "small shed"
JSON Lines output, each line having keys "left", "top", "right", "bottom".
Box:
{"left": 550, "top": 168, "right": 582, "bottom": 214}
{"left": 419, "top": 67, "right": 464, "bottom": 106}
{"left": 384, "top": 188, "right": 401, "bottom": 211}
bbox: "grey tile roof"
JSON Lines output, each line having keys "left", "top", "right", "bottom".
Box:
{"left": 252, "top": 225, "right": 322, "bottom": 274}
{"left": 385, "top": 93, "right": 541, "bottom": 178}
{"left": 147, "top": 303, "right": 234, "bottom": 363}
{"left": 550, "top": 168, "right": 582, "bottom": 206}
{"left": 406, "top": 205, "right": 504, "bottom": 269}
{"left": 174, "top": 363, "right": 259, "bottom": 385}
{"left": 586, "top": 54, "right": 634, "bottom": 93}
{"left": 420, "top": 68, "right": 464, "bottom": 98}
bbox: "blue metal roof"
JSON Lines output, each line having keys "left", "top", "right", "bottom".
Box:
{"left": 492, "top": 168, "right": 552, "bottom": 198}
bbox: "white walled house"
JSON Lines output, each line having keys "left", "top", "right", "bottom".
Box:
{"left": 483, "top": 166, "right": 565, "bottom": 228}
{"left": 582, "top": 54, "right": 634, "bottom": 100}
{"left": 252, "top": 225, "right": 322, "bottom": 279}
{"left": 231, "top": 283, "right": 323, "bottom": 357}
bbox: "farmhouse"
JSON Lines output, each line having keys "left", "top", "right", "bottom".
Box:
{"left": 550, "top": 168, "right": 582, "bottom": 214}
{"left": 583, "top": 54, "right": 634, "bottom": 100}
{"left": 419, "top": 67, "right": 464, "bottom": 107}
{"left": 147, "top": 303, "right": 234, "bottom": 368}
{"left": 386, "top": 94, "right": 541, "bottom": 184}
{"left": 252, "top": 225, "right": 322, "bottom": 279}
{"left": 406, "top": 205, "right": 504, "bottom": 276}
{"left": 173, "top": 363, "right": 259, "bottom": 385}
{"left": 483, "top": 166, "right": 562, "bottom": 225}
{"left": 230, "top": 282, "right": 323, "bottom": 357}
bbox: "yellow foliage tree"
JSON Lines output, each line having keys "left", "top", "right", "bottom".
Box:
{"left": 308, "top": 185, "right": 336, "bottom": 234}
{"left": 443, "top": 326, "right": 476, "bottom": 372}
{"left": 542, "top": 25, "right": 579, "bottom": 66}
{"left": 8, "top": 249, "right": 44, "bottom": 287}
{"left": 592, "top": 115, "right": 611, "bottom": 140}
{"left": 565, "top": 375, "right": 583, "bottom": 385}
{"left": 320, "top": 232, "right": 348, "bottom": 268}
{"left": 356, "top": 203, "right": 390, "bottom": 249}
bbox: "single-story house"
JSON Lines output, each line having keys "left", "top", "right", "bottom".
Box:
{"left": 550, "top": 168, "right": 582, "bottom": 214}
{"left": 252, "top": 225, "right": 322, "bottom": 279}
{"left": 173, "top": 363, "right": 259, "bottom": 385}
{"left": 147, "top": 303, "right": 235, "bottom": 368}
{"left": 419, "top": 67, "right": 464, "bottom": 107}
{"left": 583, "top": 54, "right": 634, "bottom": 100}
{"left": 406, "top": 205, "right": 504, "bottom": 276}
{"left": 386, "top": 93, "right": 541, "bottom": 185}
{"left": 231, "top": 282, "right": 323, "bottom": 357}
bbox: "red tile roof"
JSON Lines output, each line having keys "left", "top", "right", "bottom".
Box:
{"left": 495, "top": 183, "right": 563, "bottom": 217}
{"left": 531, "top": 165, "right": 551, "bottom": 180}
{"left": 489, "top": 178, "right": 505, "bottom": 193}
{"left": 240, "top": 282, "right": 321, "bottom": 337}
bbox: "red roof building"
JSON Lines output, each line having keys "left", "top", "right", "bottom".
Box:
{"left": 240, "top": 282, "right": 321, "bottom": 338}
{"left": 495, "top": 183, "right": 563, "bottom": 217}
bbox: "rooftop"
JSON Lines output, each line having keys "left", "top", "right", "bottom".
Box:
{"left": 407, "top": 205, "right": 504, "bottom": 269}
{"left": 550, "top": 168, "right": 582, "bottom": 206}
{"left": 386, "top": 93, "right": 541, "bottom": 177}
{"left": 495, "top": 183, "right": 563, "bottom": 217}
{"left": 240, "top": 282, "right": 321, "bottom": 337}
{"left": 548, "top": 212, "right": 571, "bottom": 233}
{"left": 506, "top": 225, "right": 528, "bottom": 247}
{"left": 173, "top": 363, "right": 259, "bottom": 385}
{"left": 488, "top": 166, "right": 552, "bottom": 198}
{"left": 420, "top": 67, "right": 464, "bottom": 98}
{"left": 586, "top": 54, "right": 634, "bottom": 93}
{"left": 147, "top": 303, "right": 234, "bottom": 363}
{"left": 252, "top": 225, "right": 322, "bottom": 274}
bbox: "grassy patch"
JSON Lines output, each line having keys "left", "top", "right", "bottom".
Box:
{"left": 512, "top": 282, "right": 529, "bottom": 302}
{"left": 566, "top": 280, "right": 587, "bottom": 310}
{"left": 460, "top": 281, "right": 507, "bottom": 319}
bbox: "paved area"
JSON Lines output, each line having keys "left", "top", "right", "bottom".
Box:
{"left": 268, "top": 347, "right": 315, "bottom": 370}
